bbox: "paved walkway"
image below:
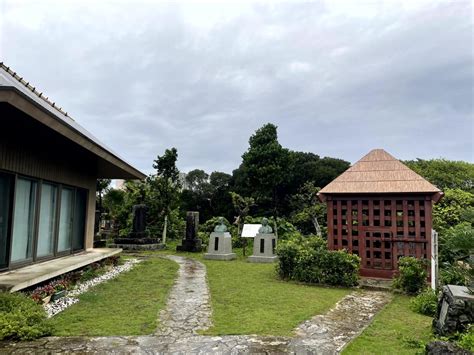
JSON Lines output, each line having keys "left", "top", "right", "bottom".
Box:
{"left": 0, "top": 256, "right": 392, "bottom": 354}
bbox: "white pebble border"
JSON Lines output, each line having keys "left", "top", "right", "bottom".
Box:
{"left": 44, "top": 258, "right": 142, "bottom": 318}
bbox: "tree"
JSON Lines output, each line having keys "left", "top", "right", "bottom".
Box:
{"left": 150, "top": 148, "right": 182, "bottom": 243}
{"left": 96, "top": 179, "right": 111, "bottom": 213}
{"left": 185, "top": 169, "right": 211, "bottom": 194}
{"left": 103, "top": 188, "right": 126, "bottom": 220}
{"left": 238, "top": 123, "right": 289, "bottom": 216}
{"left": 433, "top": 188, "right": 474, "bottom": 233}
{"left": 289, "top": 182, "right": 326, "bottom": 236}
{"left": 230, "top": 192, "right": 255, "bottom": 237}
{"left": 404, "top": 159, "right": 474, "bottom": 192}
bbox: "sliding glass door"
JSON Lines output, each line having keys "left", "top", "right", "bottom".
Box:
{"left": 58, "top": 187, "right": 74, "bottom": 253}
{"left": 1, "top": 173, "right": 88, "bottom": 269}
{"left": 37, "top": 183, "right": 57, "bottom": 258}
{"left": 0, "top": 174, "right": 12, "bottom": 268}
{"left": 11, "top": 178, "right": 37, "bottom": 263}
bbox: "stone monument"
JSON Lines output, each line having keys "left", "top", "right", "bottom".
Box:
{"left": 433, "top": 285, "right": 474, "bottom": 336}
{"left": 112, "top": 202, "right": 162, "bottom": 250}
{"left": 177, "top": 211, "right": 203, "bottom": 252}
{"left": 204, "top": 217, "right": 236, "bottom": 260}
{"left": 248, "top": 217, "right": 278, "bottom": 263}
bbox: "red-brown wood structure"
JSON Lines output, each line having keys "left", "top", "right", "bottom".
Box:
{"left": 318, "top": 149, "right": 443, "bottom": 279}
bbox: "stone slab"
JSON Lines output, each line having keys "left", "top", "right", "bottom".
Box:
{"left": 448, "top": 285, "right": 474, "bottom": 301}
{"left": 0, "top": 248, "right": 122, "bottom": 292}
{"left": 248, "top": 255, "right": 278, "bottom": 263}
{"left": 204, "top": 253, "right": 236, "bottom": 261}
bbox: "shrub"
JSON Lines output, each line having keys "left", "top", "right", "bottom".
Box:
{"left": 276, "top": 235, "right": 360, "bottom": 287}
{"left": 0, "top": 292, "right": 51, "bottom": 340}
{"left": 457, "top": 325, "right": 474, "bottom": 352}
{"left": 393, "top": 257, "right": 428, "bottom": 294}
{"left": 440, "top": 262, "right": 469, "bottom": 286}
{"left": 410, "top": 288, "right": 438, "bottom": 316}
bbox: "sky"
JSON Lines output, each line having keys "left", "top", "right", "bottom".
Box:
{"left": 0, "top": 0, "right": 472, "bottom": 175}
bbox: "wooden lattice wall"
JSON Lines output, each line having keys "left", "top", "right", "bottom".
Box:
{"left": 326, "top": 194, "right": 433, "bottom": 278}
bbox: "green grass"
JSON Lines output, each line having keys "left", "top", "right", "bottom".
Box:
{"left": 342, "top": 295, "right": 433, "bottom": 354}
{"left": 48, "top": 257, "right": 178, "bottom": 336}
{"left": 201, "top": 258, "right": 350, "bottom": 336}
{"left": 145, "top": 243, "right": 350, "bottom": 336}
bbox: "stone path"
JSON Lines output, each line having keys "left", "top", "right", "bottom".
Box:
{"left": 155, "top": 255, "right": 212, "bottom": 338}
{"left": 0, "top": 256, "right": 392, "bottom": 354}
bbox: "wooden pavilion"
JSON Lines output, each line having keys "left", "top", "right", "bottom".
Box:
{"left": 318, "top": 149, "right": 443, "bottom": 279}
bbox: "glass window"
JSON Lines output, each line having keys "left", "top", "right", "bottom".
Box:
{"left": 0, "top": 174, "right": 12, "bottom": 268}
{"left": 37, "top": 183, "right": 57, "bottom": 257}
{"left": 72, "top": 189, "right": 87, "bottom": 251}
{"left": 11, "top": 178, "right": 37, "bottom": 262}
{"left": 58, "top": 187, "right": 74, "bottom": 253}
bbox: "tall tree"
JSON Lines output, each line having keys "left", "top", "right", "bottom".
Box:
{"left": 151, "top": 148, "right": 181, "bottom": 243}
{"left": 239, "top": 123, "right": 289, "bottom": 216}
{"left": 96, "top": 178, "right": 111, "bottom": 214}
{"left": 404, "top": 159, "right": 474, "bottom": 192}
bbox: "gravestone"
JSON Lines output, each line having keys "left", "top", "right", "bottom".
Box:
{"left": 177, "top": 211, "right": 203, "bottom": 252}
{"left": 112, "top": 203, "right": 162, "bottom": 250}
{"left": 248, "top": 218, "right": 278, "bottom": 263}
{"left": 433, "top": 285, "right": 474, "bottom": 336}
{"left": 204, "top": 217, "right": 236, "bottom": 260}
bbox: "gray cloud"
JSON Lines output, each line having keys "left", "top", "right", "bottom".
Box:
{"left": 0, "top": 0, "right": 472, "bottom": 175}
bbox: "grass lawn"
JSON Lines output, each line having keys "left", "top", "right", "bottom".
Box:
{"left": 48, "top": 257, "right": 178, "bottom": 336}
{"left": 201, "top": 258, "right": 350, "bottom": 336}
{"left": 343, "top": 295, "right": 433, "bottom": 354}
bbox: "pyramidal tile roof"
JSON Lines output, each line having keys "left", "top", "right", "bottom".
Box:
{"left": 318, "top": 149, "right": 442, "bottom": 199}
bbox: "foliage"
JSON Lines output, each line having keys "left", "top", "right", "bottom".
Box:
{"left": 0, "top": 292, "right": 52, "bottom": 340}
{"left": 238, "top": 123, "right": 290, "bottom": 215}
{"left": 410, "top": 288, "right": 438, "bottom": 316}
{"left": 433, "top": 188, "right": 474, "bottom": 233}
{"left": 393, "top": 257, "right": 428, "bottom": 295}
{"left": 404, "top": 159, "right": 474, "bottom": 192}
{"left": 289, "top": 181, "right": 326, "bottom": 236}
{"left": 457, "top": 325, "right": 474, "bottom": 352}
{"left": 438, "top": 223, "right": 474, "bottom": 287}
{"left": 30, "top": 278, "right": 70, "bottom": 304}
{"left": 276, "top": 235, "right": 360, "bottom": 287}
{"left": 102, "top": 188, "right": 126, "bottom": 220}
{"left": 48, "top": 258, "right": 179, "bottom": 336}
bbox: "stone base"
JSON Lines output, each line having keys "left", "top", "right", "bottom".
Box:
{"left": 110, "top": 243, "right": 164, "bottom": 251}
{"left": 248, "top": 255, "right": 278, "bottom": 263}
{"left": 204, "top": 253, "right": 236, "bottom": 261}
{"left": 433, "top": 285, "right": 474, "bottom": 336}
{"left": 177, "top": 239, "right": 203, "bottom": 252}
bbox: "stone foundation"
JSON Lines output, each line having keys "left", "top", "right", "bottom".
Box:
{"left": 433, "top": 285, "right": 474, "bottom": 336}
{"left": 204, "top": 232, "right": 236, "bottom": 261}
{"left": 248, "top": 233, "right": 278, "bottom": 263}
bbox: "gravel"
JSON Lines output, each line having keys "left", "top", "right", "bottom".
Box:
{"left": 44, "top": 258, "right": 141, "bottom": 318}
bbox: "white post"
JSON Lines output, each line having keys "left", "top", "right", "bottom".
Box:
{"left": 431, "top": 229, "right": 438, "bottom": 290}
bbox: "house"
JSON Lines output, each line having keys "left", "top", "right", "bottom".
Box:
{"left": 0, "top": 63, "right": 146, "bottom": 291}
{"left": 318, "top": 149, "right": 443, "bottom": 279}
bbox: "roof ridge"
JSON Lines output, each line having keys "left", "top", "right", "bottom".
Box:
{"left": 0, "top": 62, "right": 73, "bottom": 121}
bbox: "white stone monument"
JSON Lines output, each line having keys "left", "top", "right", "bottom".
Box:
{"left": 248, "top": 218, "right": 278, "bottom": 263}
{"left": 204, "top": 217, "right": 236, "bottom": 261}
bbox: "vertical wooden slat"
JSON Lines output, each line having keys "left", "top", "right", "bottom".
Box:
{"left": 327, "top": 200, "right": 334, "bottom": 250}
{"left": 347, "top": 200, "right": 352, "bottom": 253}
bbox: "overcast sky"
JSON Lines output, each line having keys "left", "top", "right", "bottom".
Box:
{"left": 1, "top": 0, "right": 472, "bottom": 174}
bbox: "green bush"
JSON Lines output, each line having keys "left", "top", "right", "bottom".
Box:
{"left": 0, "top": 292, "right": 51, "bottom": 340}
{"left": 457, "top": 325, "right": 474, "bottom": 352}
{"left": 276, "top": 235, "right": 360, "bottom": 287}
{"left": 393, "top": 257, "right": 428, "bottom": 294}
{"left": 410, "top": 288, "right": 438, "bottom": 316}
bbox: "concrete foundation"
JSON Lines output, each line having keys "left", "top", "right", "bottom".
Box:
{"left": 248, "top": 233, "right": 278, "bottom": 263}
{"left": 204, "top": 232, "right": 236, "bottom": 261}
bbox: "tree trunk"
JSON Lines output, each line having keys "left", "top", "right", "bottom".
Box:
{"left": 162, "top": 214, "right": 168, "bottom": 245}
{"left": 312, "top": 215, "right": 322, "bottom": 237}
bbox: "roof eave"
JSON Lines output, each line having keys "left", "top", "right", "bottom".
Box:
{"left": 0, "top": 86, "right": 146, "bottom": 180}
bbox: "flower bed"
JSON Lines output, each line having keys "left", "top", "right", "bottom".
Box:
{"left": 35, "top": 259, "right": 140, "bottom": 318}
